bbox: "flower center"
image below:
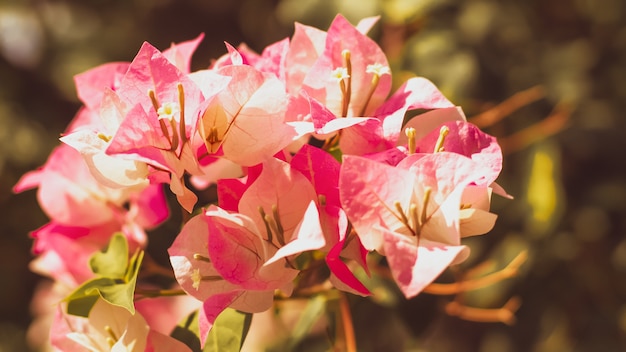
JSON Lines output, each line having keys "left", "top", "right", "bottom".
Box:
{"left": 148, "top": 83, "right": 187, "bottom": 154}
{"left": 259, "top": 205, "right": 286, "bottom": 247}
{"left": 330, "top": 50, "right": 390, "bottom": 118}
{"left": 393, "top": 187, "right": 432, "bottom": 240}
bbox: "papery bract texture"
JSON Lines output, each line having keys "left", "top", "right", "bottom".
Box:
{"left": 340, "top": 152, "right": 495, "bottom": 297}
{"left": 51, "top": 299, "right": 191, "bottom": 352}
{"left": 199, "top": 64, "right": 297, "bottom": 166}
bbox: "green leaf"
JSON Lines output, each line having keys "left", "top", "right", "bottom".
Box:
{"left": 205, "top": 308, "right": 253, "bottom": 351}
{"left": 89, "top": 232, "right": 129, "bottom": 277}
{"left": 66, "top": 294, "right": 100, "bottom": 318}
{"left": 65, "top": 235, "right": 144, "bottom": 317}
{"left": 171, "top": 308, "right": 252, "bottom": 352}
{"left": 65, "top": 277, "right": 119, "bottom": 317}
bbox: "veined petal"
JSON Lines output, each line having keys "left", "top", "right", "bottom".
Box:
{"left": 265, "top": 201, "right": 325, "bottom": 265}
{"left": 382, "top": 230, "right": 469, "bottom": 298}
{"left": 340, "top": 155, "right": 415, "bottom": 251}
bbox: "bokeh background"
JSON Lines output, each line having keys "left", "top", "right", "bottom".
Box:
{"left": 1, "top": 0, "right": 625, "bottom": 351}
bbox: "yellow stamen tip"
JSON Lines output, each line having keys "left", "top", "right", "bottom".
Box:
{"left": 405, "top": 127, "right": 416, "bottom": 154}
{"left": 97, "top": 132, "right": 111, "bottom": 143}
{"left": 434, "top": 125, "right": 450, "bottom": 153}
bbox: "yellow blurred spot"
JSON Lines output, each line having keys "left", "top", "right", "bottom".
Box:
{"left": 528, "top": 150, "right": 555, "bottom": 222}
{"left": 525, "top": 143, "right": 563, "bottom": 237}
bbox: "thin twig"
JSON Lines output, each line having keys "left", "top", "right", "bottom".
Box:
{"left": 499, "top": 102, "right": 571, "bottom": 154}
{"left": 424, "top": 251, "right": 528, "bottom": 295}
{"left": 468, "top": 85, "right": 546, "bottom": 128}
{"left": 445, "top": 296, "right": 521, "bottom": 325}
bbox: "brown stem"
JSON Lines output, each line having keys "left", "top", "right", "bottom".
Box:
{"left": 499, "top": 102, "right": 571, "bottom": 154}
{"left": 424, "top": 250, "right": 528, "bottom": 295}
{"left": 445, "top": 296, "right": 521, "bottom": 325}
{"left": 468, "top": 85, "right": 546, "bottom": 128}
{"left": 339, "top": 292, "right": 356, "bottom": 352}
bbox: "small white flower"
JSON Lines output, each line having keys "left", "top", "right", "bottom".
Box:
{"left": 366, "top": 63, "right": 391, "bottom": 76}
{"left": 331, "top": 67, "right": 350, "bottom": 82}
{"left": 157, "top": 102, "right": 180, "bottom": 121}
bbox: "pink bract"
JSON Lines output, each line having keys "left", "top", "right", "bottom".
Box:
{"left": 340, "top": 152, "right": 496, "bottom": 297}
{"left": 199, "top": 63, "right": 298, "bottom": 167}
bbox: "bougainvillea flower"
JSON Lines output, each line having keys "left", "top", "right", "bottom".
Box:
{"left": 170, "top": 156, "right": 336, "bottom": 342}
{"left": 282, "top": 15, "right": 458, "bottom": 156}
{"left": 169, "top": 206, "right": 299, "bottom": 346}
{"left": 50, "top": 299, "right": 191, "bottom": 352}
{"left": 395, "top": 152, "right": 499, "bottom": 244}
{"left": 284, "top": 15, "right": 385, "bottom": 94}
{"left": 14, "top": 144, "right": 135, "bottom": 227}
{"left": 61, "top": 59, "right": 131, "bottom": 185}
{"left": 13, "top": 143, "right": 168, "bottom": 258}
{"left": 340, "top": 152, "right": 495, "bottom": 297}
{"left": 63, "top": 35, "right": 205, "bottom": 182}
{"left": 61, "top": 88, "right": 151, "bottom": 189}
{"left": 338, "top": 77, "right": 456, "bottom": 156}
{"left": 198, "top": 63, "right": 298, "bottom": 166}
{"left": 285, "top": 15, "right": 383, "bottom": 100}
{"left": 236, "top": 157, "right": 324, "bottom": 259}
{"left": 301, "top": 14, "right": 391, "bottom": 118}
{"left": 105, "top": 41, "right": 229, "bottom": 211}
{"left": 402, "top": 119, "right": 506, "bottom": 235}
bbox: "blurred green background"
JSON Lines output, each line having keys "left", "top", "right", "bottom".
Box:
{"left": 1, "top": 0, "right": 625, "bottom": 351}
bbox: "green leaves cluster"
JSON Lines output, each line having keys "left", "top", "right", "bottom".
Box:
{"left": 64, "top": 233, "right": 144, "bottom": 317}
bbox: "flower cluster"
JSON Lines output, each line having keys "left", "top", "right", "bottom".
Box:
{"left": 15, "top": 14, "right": 507, "bottom": 350}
